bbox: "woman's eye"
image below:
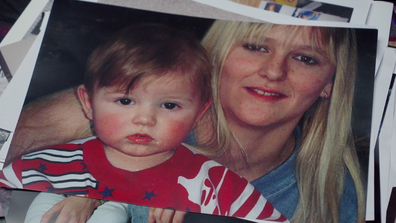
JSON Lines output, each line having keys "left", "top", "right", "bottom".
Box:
{"left": 162, "top": 103, "right": 180, "bottom": 110}
{"left": 243, "top": 44, "right": 267, "bottom": 52}
{"left": 117, "top": 98, "right": 134, "bottom": 105}
{"left": 295, "top": 55, "right": 318, "bottom": 65}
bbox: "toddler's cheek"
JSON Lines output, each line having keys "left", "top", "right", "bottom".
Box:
{"left": 163, "top": 120, "right": 193, "bottom": 143}
{"left": 93, "top": 114, "right": 123, "bottom": 137}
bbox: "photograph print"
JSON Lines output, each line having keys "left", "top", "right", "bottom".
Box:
{"left": 0, "top": 0, "right": 377, "bottom": 222}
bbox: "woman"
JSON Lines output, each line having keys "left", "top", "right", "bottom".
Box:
{"left": 11, "top": 21, "right": 365, "bottom": 223}
{"left": 196, "top": 21, "right": 365, "bottom": 223}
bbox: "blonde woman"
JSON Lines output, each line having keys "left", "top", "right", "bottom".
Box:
{"left": 12, "top": 21, "right": 366, "bottom": 223}
{"left": 193, "top": 21, "right": 365, "bottom": 223}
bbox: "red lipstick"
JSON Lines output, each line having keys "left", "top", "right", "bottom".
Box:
{"left": 245, "top": 87, "right": 286, "bottom": 101}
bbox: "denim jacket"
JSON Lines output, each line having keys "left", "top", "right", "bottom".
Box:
{"left": 251, "top": 127, "right": 358, "bottom": 222}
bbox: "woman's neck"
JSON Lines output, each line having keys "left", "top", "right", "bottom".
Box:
{"left": 212, "top": 123, "right": 297, "bottom": 182}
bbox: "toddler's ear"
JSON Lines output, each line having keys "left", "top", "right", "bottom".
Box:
{"left": 77, "top": 85, "right": 93, "bottom": 120}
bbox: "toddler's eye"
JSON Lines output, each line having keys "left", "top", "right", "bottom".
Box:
{"left": 294, "top": 55, "right": 318, "bottom": 65}
{"left": 162, "top": 103, "right": 180, "bottom": 110}
{"left": 117, "top": 98, "right": 134, "bottom": 105}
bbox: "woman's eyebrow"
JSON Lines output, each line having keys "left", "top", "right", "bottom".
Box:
{"left": 245, "top": 35, "right": 271, "bottom": 43}
{"left": 292, "top": 45, "right": 327, "bottom": 55}
{"left": 244, "top": 36, "right": 327, "bottom": 55}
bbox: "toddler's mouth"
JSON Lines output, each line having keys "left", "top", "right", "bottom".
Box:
{"left": 127, "top": 134, "right": 153, "bottom": 144}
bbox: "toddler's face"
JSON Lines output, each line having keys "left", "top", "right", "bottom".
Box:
{"left": 79, "top": 73, "right": 208, "bottom": 167}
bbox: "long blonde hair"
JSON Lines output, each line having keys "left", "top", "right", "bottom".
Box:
{"left": 198, "top": 21, "right": 365, "bottom": 223}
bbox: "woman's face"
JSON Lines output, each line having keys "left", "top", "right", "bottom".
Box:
{"left": 220, "top": 25, "right": 335, "bottom": 130}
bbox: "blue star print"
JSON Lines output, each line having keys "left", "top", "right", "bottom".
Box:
{"left": 46, "top": 186, "right": 55, "bottom": 192}
{"left": 80, "top": 162, "right": 87, "bottom": 170}
{"left": 38, "top": 163, "right": 48, "bottom": 172}
{"left": 142, "top": 190, "right": 157, "bottom": 201}
{"left": 100, "top": 186, "right": 114, "bottom": 199}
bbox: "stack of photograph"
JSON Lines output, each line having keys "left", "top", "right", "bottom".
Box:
{"left": 0, "top": 0, "right": 394, "bottom": 222}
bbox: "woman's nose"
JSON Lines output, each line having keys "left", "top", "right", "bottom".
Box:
{"left": 132, "top": 107, "right": 156, "bottom": 126}
{"left": 258, "top": 55, "right": 287, "bottom": 81}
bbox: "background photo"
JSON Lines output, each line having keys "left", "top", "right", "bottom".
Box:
{"left": 3, "top": 0, "right": 377, "bottom": 220}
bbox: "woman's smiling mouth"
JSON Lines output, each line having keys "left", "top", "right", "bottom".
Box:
{"left": 245, "top": 87, "right": 285, "bottom": 99}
